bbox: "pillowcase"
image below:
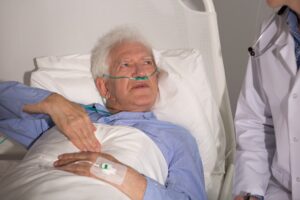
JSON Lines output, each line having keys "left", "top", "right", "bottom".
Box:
{"left": 31, "top": 49, "right": 226, "bottom": 194}
{"left": 32, "top": 54, "right": 101, "bottom": 105}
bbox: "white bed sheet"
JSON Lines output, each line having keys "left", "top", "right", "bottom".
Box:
{"left": 0, "top": 124, "right": 168, "bottom": 200}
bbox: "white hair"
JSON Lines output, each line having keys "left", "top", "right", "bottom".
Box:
{"left": 91, "top": 26, "right": 152, "bottom": 80}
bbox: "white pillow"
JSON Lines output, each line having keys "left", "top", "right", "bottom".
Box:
{"left": 32, "top": 54, "right": 101, "bottom": 105}
{"left": 31, "top": 49, "right": 226, "bottom": 194}
{"left": 152, "top": 49, "right": 226, "bottom": 194}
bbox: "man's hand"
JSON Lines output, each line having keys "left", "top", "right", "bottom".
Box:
{"left": 23, "top": 93, "right": 100, "bottom": 152}
{"left": 54, "top": 152, "right": 146, "bottom": 200}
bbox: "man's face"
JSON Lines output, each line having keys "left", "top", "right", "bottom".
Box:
{"left": 96, "top": 41, "right": 159, "bottom": 112}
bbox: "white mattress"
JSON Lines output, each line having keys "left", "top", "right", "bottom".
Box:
{"left": 0, "top": 134, "right": 26, "bottom": 177}
{"left": 0, "top": 134, "right": 26, "bottom": 160}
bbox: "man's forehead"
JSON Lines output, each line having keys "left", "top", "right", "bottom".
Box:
{"left": 111, "top": 41, "right": 152, "bottom": 59}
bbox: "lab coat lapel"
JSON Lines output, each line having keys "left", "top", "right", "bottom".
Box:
{"left": 274, "top": 31, "right": 297, "bottom": 77}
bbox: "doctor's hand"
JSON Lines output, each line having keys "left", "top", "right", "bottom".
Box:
{"left": 23, "top": 93, "right": 100, "bottom": 152}
{"left": 54, "top": 152, "right": 146, "bottom": 200}
{"left": 234, "top": 195, "right": 259, "bottom": 200}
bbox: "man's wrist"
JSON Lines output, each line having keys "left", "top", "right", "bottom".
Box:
{"left": 40, "top": 93, "right": 58, "bottom": 115}
{"left": 120, "top": 167, "right": 146, "bottom": 200}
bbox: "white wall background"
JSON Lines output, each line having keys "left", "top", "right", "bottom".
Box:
{"left": 214, "top": 0, "right": 274, "bottom": 113}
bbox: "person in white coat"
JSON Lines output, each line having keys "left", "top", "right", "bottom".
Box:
{"left": 234, "top": 1, "right": 300, "bottom": 200}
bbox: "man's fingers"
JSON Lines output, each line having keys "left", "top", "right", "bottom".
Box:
{"left": 54, "top": 158, "right": 79, "bottom": 167}
{"left": 54, "top": 152, "right": 122, "bottom": 180}
{"left": 57, "top": 162, "right": 91, "bottom": 177}
{"left": 64, "top": 121, "right": 94, "bottom": 152}
{"left": 81, "top": 115, "right": 100, "bottom": 151}
{"left": 67, "top": 132, "right": 87, "bottom": 151}
{"left": 45, "top": 94, "right": 100, "bottom": 152}
{"left": 56, "top": 120, "right": 87, "bottom": 151}
{"left": 75, "top": 124, "right": 95, "bottom": 152}
{"left": 67, "top": 114, "right": 100, "bottom": 152}
{"left": 57, "top": 151, "right": 98, "bottom": 161}
{"left": 54, "top": 152, "right": 98, "bottom": 168}
{"left": 82, "top": 130, "right": 101, "bottom": 152}
{"left": 76, "top": 130, "right": 92, "bottom": 152}
{"left": 86, "top": 122, "right": 100, "bottom": 151}
{"left": 54, "top": 158, "right": 93, "bottom": 167}
{"left": 68, "top": 129, "right": 99, "bottom": 152}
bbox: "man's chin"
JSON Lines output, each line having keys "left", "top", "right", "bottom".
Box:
{"left": 130, "top": 98, "right": 155, "bottom": 112}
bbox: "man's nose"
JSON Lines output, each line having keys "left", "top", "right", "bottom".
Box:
{"left": 132, "top": 63, "right": 146, "bottom": 76}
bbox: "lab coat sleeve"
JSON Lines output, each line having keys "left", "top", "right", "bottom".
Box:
{"left": 233, "top": 58, "right": 276, "bottom": 196}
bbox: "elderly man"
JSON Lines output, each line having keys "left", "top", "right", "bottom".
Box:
{"left": 0, "top": 27, "right": 207, "bottom": 200}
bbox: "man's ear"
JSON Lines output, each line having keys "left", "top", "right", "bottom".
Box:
{"left": 95, "top": 77, "right": 109, "bottom": 98}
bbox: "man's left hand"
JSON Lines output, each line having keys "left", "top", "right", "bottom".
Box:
{"left": 54, "top": 152, "right": 146, "bottom": 200}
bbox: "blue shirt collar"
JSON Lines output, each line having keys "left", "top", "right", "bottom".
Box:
{"left": 92, "top": 103, "right": 156, "bottom": 122}
{"left": 288, "top": 9, "right": 300, "bottom": 40}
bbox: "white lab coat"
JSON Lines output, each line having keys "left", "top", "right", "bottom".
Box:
{"left": 234, "top": 11, "right": 300, "bottom": 200}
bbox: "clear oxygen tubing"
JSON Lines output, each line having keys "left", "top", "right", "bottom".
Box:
{"left": 84, "top": 105, "right": 111, "bottom": 116}
{"left": 0, "top": 136, "right": 7, "bottom": 144}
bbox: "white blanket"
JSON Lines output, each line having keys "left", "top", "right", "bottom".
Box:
{"left": 0, "top": 124, "right": 168, "bottom": 200}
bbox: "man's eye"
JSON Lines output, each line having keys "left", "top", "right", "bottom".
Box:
{"left": 120, "top": 62, "right": 130, "bottom": 67}
{"left": 144, "top": 60, "right": 154, "bottom": 65}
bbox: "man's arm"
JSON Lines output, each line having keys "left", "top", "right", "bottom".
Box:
{"left": 0, "top": 81, "right": 100, "bottom": 151}
{"left": 54, "top": 152, "right": 146, "bottom": 200}
{"left": 0, "top": 81, "right": 53, "bottom": 146}
{"left": 142, "top": 135, "right": 207, "bottom": 200}
{"left": 23, "top": 93, "right": 99, "bottom": 152}
{"left": 55, "top": 134, "right": 207, "bottom": 200}
{"left": 233, "top": 59, "right": 275, "bottom": 197}
{"left": 0, "top": 81, "right": 51, "bottom": 120}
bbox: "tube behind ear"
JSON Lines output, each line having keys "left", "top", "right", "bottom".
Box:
{"left": 101, "top": 96, "right": 107, "bottom": 105}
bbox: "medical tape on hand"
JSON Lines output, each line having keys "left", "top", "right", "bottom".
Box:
{"left": 90, "top": 157, "right": 127, "bottom": 185}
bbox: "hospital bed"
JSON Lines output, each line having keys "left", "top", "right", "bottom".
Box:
{"left": 0, "top": 0, "right": 235, "bottom": 199}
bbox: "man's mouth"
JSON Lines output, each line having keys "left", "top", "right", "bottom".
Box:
{"left": 131, "top": 83, "right": 149, "bottom": 89}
